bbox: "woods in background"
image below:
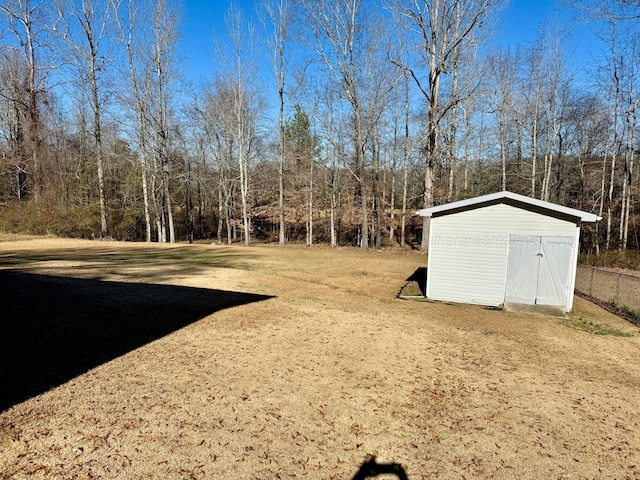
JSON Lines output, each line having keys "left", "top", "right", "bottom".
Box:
{"left": 0, "top": 0, "right": 638, "bottom": 252}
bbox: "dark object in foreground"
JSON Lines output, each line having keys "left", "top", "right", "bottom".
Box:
{"left": 0, "top": 270, "right": 274, "bottom": 412}
{"left": 350, "top": 456, "right": 409, "bottom": 480}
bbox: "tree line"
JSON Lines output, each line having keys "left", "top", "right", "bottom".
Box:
{"left": 0, "top": 0, "right": 638, "bottom": 252}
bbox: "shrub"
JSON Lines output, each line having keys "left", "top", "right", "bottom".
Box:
{"left": 0, "top": 201, "right": 101, "bottom": 238}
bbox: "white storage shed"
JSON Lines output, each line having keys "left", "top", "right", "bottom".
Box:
{"left": 417, "top": 191, "right": 600, "bottom": 312}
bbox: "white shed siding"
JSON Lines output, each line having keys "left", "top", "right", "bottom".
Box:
{"left": 426, "top": 203, "right": 578, "bottom": 307}
{"left": 567, "top": 225, "right": 581, "bottom": 311}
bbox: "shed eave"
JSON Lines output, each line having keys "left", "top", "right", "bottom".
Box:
{"left": 416, "top": 191, "right": 601, "bottom": 223}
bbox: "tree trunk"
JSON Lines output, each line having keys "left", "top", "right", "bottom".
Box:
{"left": 185, "top": 158, "right": 194, "bottom": 244}
{"left": 113, "top": 0, "right": 152, "bottom": 241}
{"left": 447, "top": 16, "right": 461, "bottom": 203}
{"left": 531, "top": 114, "right": 538, "bottom": 197}
{"left": 421, "top": 104, "right": 437, "bottom": 251}
{"left": 401, "top": 72, "right": 409, "bottom": 248}
{"left": 279, "top": 101, "right": 286, "bottom": 245}
{"left": 372, "top": 134, "right": 382, "bottom": 248}
{"left": 621, "top": 106, "right": 637, "bottom": 249}
{"left": 89, "top": 50, "right": 108, "bottom": 237}
{"left": 238, "top": 130, "right": 251, "bottom": 246}
{"left": 217, "top": 171, "right": 224, "bottom": 243}
{"left": 0, "top": 0, "right": 45, "bottom": 202}
{"left": 606, "top": 58, "right": 621, "bottom": 250}
{"left": 141, "top": 155, "right": 152, "bottom": 242}
{"left": 307, "top": 159, "right": 313, "bottom": 246}
{"left": 354, "top": 107, "right": 368, "bottom": 250}
{"left": 500, "top": 117, "right": 507, "bottom": 191}
{"left": 330, "top": 179, "right": 337, "bottom": 247}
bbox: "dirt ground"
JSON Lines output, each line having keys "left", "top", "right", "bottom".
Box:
{"left": 1, "top": 236, "right": 639, "bottom": 479}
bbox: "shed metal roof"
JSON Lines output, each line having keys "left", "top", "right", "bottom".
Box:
{"left": 417, "top": 191, "right": 601, "bottom": 222}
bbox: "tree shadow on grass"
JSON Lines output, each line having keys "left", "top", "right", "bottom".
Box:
{"left": 0, "top": 245, "right": 257, "bottom": 284}
{"left": 0, "top": 270, "right": 274, "bottom": 412}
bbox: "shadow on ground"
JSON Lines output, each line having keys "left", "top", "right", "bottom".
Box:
{"left": 405, "top": 267, "right": 428, "bottom": 297}
{"left": 0, "top": 270, "right": 274, "bottom": 412}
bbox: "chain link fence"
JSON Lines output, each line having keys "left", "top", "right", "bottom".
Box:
{"left": 575, "top": 264, "right": 640, "bottom": 324}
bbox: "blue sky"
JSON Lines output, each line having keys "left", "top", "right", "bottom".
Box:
{"left": 179, "top": 0, "right": 228, "bottom": 83}
{"left": 178, "top": 0, "right": 601, "bottom": 84}
{"left": 179, "top": 0, "right": 265, "bottom": 84}
{"left": 497, "top": 0, "right": 600, "bottom": 77}
{"left": 498, "top": 0, "right": 556, "bottom": 44}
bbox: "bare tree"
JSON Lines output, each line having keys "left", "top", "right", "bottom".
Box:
{"left": 300, "top": 0, "right": 370, "bottom": 249}
{"left": 400, "top": 71, "right": 411, "bottom": 247}
{"left": 198, "top": 79, "right": 235, "bottom": 244}
{"left": 54, "top": 0, "right": 112, "bottom": 237}
{"left": 486, "top": 48, "right": 519, "bottom": 192}
{"left": 616, "top": 33, "right": 639, "bottom": 249}
{"left": 0, "top": 0, "right": 53, "bottom": 202}
{"left": 150, "top": 0, "right": 180, "bottom": 243}
{"left": 112, "top": 0, "right": 180, "bottom": 243}
{"left": 539, "top": 28, "right": 570, "bottom": 203}
{"left": 386, "top": 68, "right": 406, "bottom": 243}
{"left": 263, "top": 0, "right": 288, "bottom": 246}
{"left": 214, "top": 6, "right": 262, "bottom": 246}
{"left": 229, "top": 7, "right": 252, "bottom": 246}
{"left": 520, "top": 44, "right": 545, "bottom": 197}
{"left": 0, "top": 50, "right": 29, "bottom": 199}
{"left": 596, "top": 21, "right": 625, "bottom": 250}
{"left": 361, "top": 23, "right": 398, "bottom": 248}
{"left": 260, "top": 0, "right": 304, "bottom": 246}
{"left": 111, "top": 0, "right": 154, "bottom": 241}
{"left": 580, "top": 0, "right": 640, "bottom": 250}
{"left": 573, "top": 0, "right": 640, "bottom": 21}
{"left": 387, "top": 0, "right": 496, "bottom": 251}
{"left": 621, "top": 95, "right": 638, "bottom": 249}
{"left": 310, "top": 81, "right": 348, "bottom": 248}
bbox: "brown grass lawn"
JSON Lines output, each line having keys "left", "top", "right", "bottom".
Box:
{"left": 1, "top": 237, "right": 640, "bottom": 479}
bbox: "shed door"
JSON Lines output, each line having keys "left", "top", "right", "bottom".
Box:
{"left": 505, "top": 235, "right": 574, "bottom": 306}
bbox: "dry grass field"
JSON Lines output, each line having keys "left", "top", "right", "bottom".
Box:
{"left": 1, "top": 236, "right": 640, "bottom": 479}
